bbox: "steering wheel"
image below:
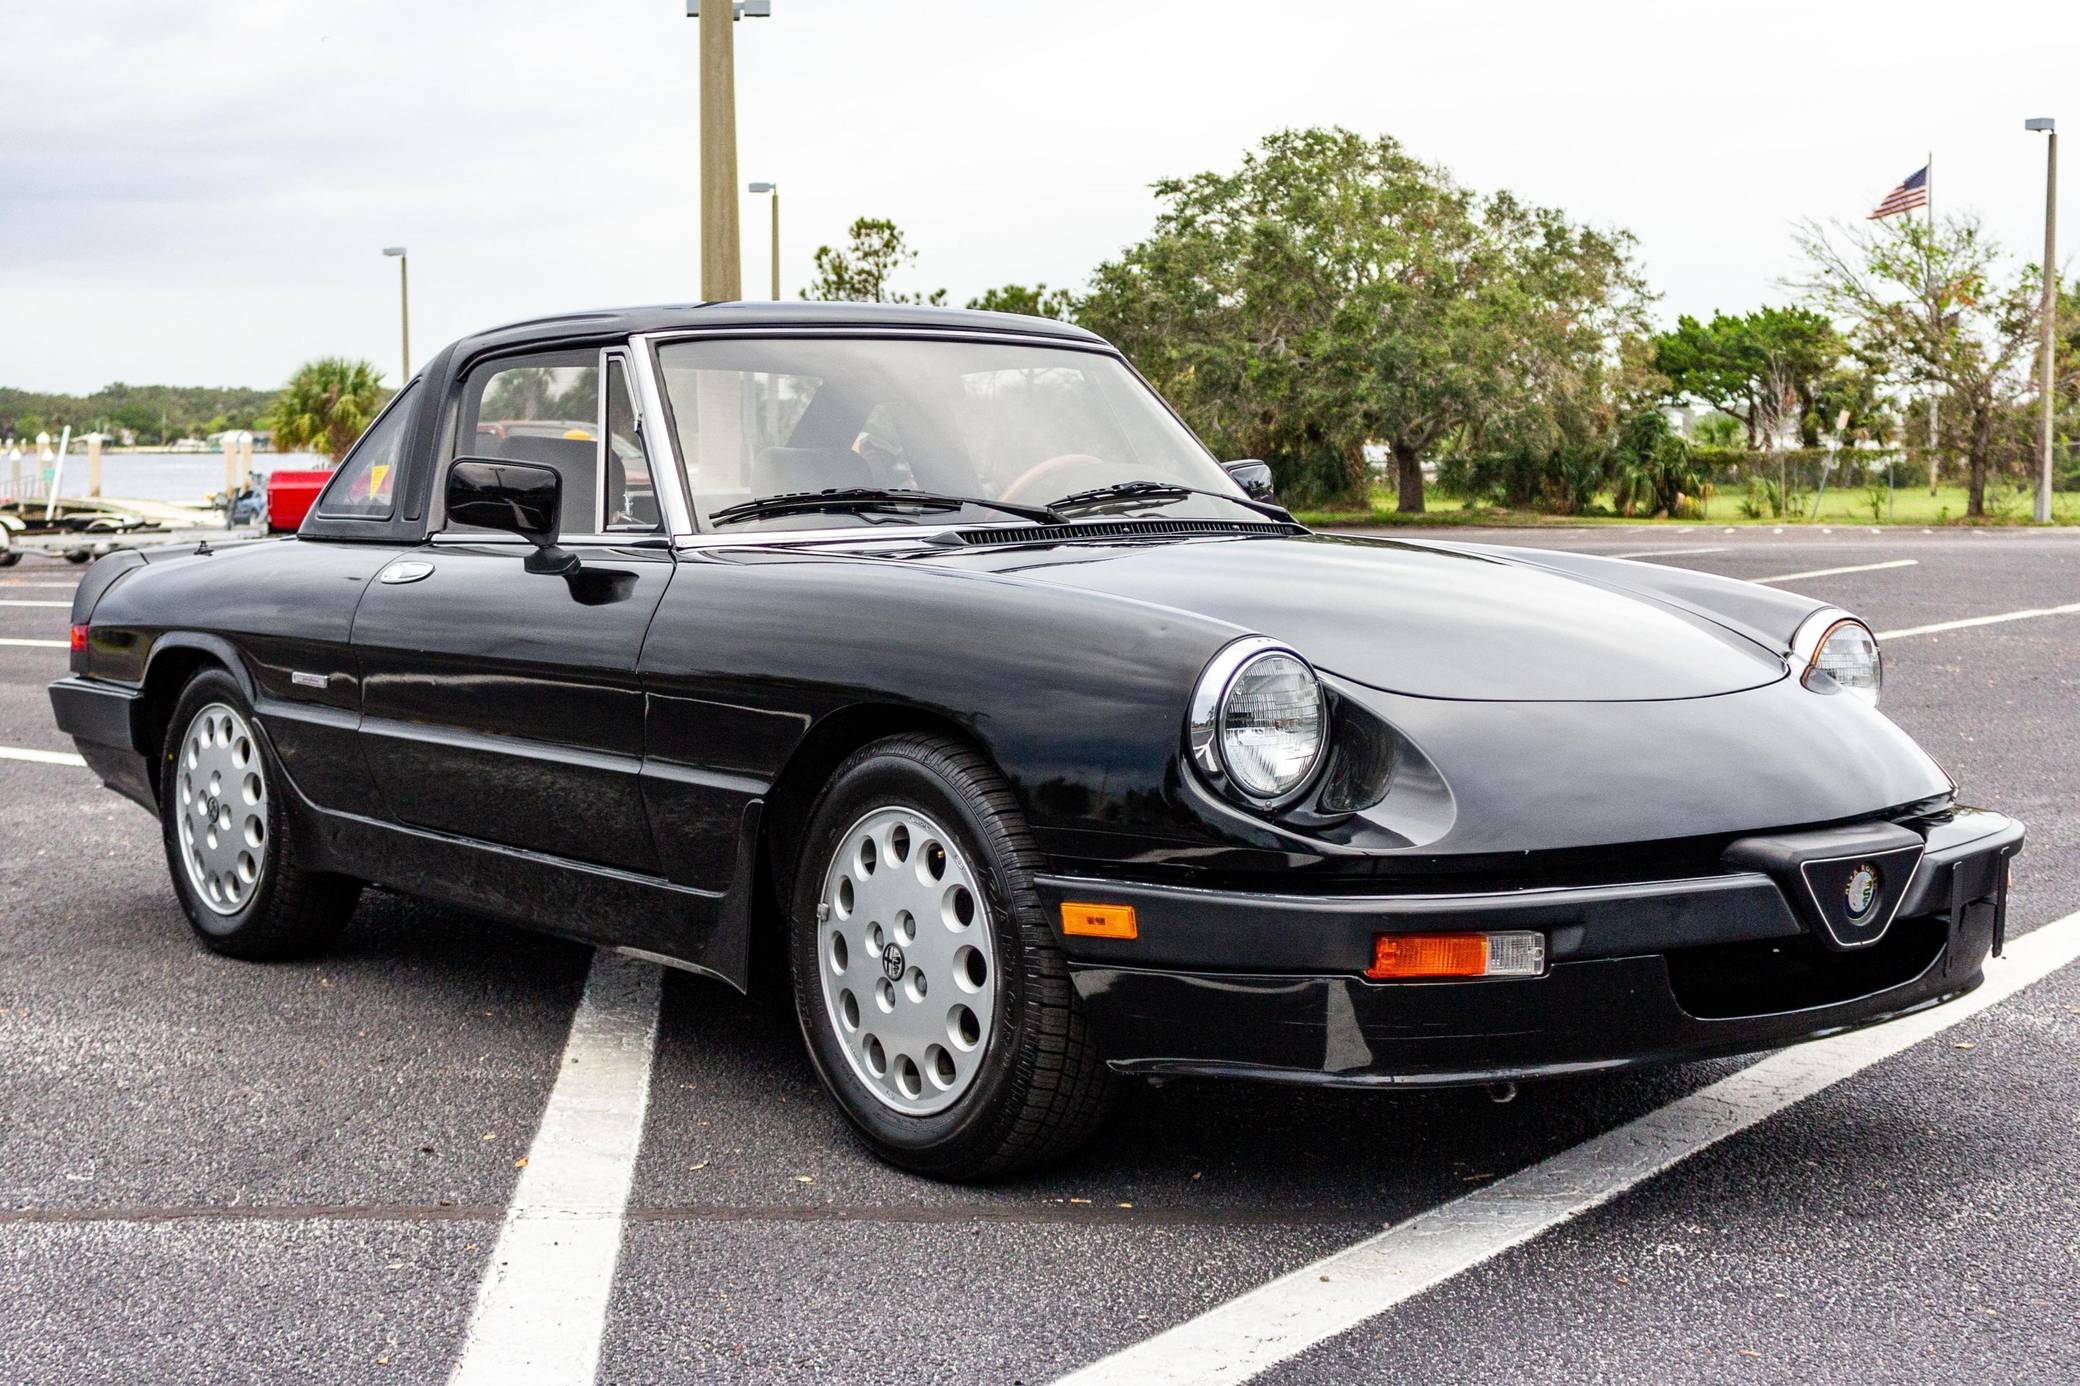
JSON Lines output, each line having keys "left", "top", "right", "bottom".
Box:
{"left": 999, "top": 454, "right": 1147, "bottom": 505}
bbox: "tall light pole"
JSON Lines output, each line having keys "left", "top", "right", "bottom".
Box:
{"left": 2027, "top": 118, "right": 2058, "bottom": 523}
{"left": 382, "top": 246, "right": 410, "bottom": 381}
{"left": 749, "top": 181, "right": 779, "bottom": 299}
{"left": 688, "top": 1, "right": 771, "bottom": 300}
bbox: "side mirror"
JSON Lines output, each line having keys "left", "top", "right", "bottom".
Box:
{"left": 1222, "top": 459, "right": 1276, "bottom": 502}
{"left": 445, "top": 458, "right": 578, "bottom": 574}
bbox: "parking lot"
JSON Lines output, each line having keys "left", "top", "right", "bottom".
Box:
{"left": 3, "top": 525, "right": 2077, "bottom": 1385}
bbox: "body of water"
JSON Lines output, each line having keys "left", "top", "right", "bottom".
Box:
{"left": 3, "top": 451, "right": 326, "bottom": 506}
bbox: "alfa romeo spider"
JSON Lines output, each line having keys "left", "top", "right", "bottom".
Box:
{"left": 49, "top": 303, "right": 2023, "bottom": 1177}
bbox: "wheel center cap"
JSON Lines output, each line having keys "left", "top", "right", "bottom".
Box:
{"left": 880, "top": 942, "right": 906, "bottom": 981}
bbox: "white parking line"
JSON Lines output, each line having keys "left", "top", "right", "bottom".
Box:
{"left": 450, "top": 950, "right": 661, "bottom": 1386}
{"left": 1878, "top": 601, "right": 2080, "bottom": 641}
{"left": 0, "top": 638, "right": 68, "bottom": 648}
{"left": 0, "top": 745, "right": 87, "bottom": 767}
{"left": 1052, "top": 909, "right": 2080, "bottom": 1386}
{"left": 1606, "top": 546, "right": 1729, "bottom": 559}
{"left": 1754, "top": 558, "right": 1919, "bottom": 584}
{"left": 0, "top": 582, "right": 79, "bottom": 589}
{"left": 0, "top": 599, "right": 71, "bottom": 607}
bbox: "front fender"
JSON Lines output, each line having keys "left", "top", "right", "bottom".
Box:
{"left": 639, "top": 546, "right": 1270, "bottom": 868}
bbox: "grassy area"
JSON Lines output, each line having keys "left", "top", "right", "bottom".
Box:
{"left": 1295, "top": 483, "right": 2080, "bottom": 528}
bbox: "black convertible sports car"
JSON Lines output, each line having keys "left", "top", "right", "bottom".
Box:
{"left": 50, "top": 303, "right": 2023, "bottom": 1178}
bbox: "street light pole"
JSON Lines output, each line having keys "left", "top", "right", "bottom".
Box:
{"left": 2027, "top": 118, "right": 2058, "bottom": 523}
{"left": 689, "top": 2, "right": 771, "bottom": 301}
{"left": 382, "top": 246, "right": 410, "bottom": 381}
{"left": 750, "top": 182, "right": 779, "bottom": 298}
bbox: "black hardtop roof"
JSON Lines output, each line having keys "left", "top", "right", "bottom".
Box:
{"left": 452, "top": 300, "right": 1108, "bottom": 358}
{"left": 298, "top": 301, "right": 1115, "bottom": 545}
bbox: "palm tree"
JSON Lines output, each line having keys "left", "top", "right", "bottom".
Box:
{"left": 267, "top": 358, "right": 389, "bottom": 461}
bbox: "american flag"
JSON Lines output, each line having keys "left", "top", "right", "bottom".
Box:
{"left": 1868, "top": 164, "right": 1930, "bottom": 220}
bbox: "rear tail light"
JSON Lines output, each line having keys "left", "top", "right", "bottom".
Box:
{"left": 69, "top": 623, "right": 89, "bottom": 653}
{"left": 1365, "top": 931, "right": 1546, "bottom": 980}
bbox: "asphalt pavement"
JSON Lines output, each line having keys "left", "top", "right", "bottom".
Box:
{"left": 2, "top": 524, "right": 2076, "bottom": 1384}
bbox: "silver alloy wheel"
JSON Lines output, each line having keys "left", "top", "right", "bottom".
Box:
{"left": 174, "top": 701, "right": 268, "bottom": 916}
{"left": 817, "top": 805, "right": 997, "bottom": 1116}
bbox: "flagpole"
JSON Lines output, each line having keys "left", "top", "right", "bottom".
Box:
{"left": 1926, "top": 151, "right": 1940, "bottom": 493}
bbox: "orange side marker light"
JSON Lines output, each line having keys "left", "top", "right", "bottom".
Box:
{"left": 1061, "top": 902, "right": 1138, "bottom": 940}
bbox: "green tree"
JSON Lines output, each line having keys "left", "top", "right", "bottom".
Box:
{"left": 1078, "top": 127, "right": 1647, "bottom": 509}
{"left": 0, "top": 382, "right": 277, "bottom": 443}
{"left": 266, "top": 358, "right": 389, "bottom": 461}
{"left": 801, "top": 218, "right": 947, "bottom": 305}
{"left": 1795, "top": 214, "right": 2041, "bottom": 516}
{"left": 966, "top": 283, "right": 1076, "bottom": 320}
{"left": 1691, "top": 411, "right": 1743, "bottom": 448}
{"left": 1652, "top": 307, "right": 1839, "bottom": 449}
{"left": 1811, "top": 357, "right": 1894, "bottom": 446}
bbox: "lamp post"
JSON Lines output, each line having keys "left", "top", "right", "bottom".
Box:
{"left": 749, "top": 181, "right": 779, "bottom": 299}
{"left": 382, "top": 246, "right": 410, "bottom": 382}
{"left": 687, "top": 2, "right": 772, "bottom": 300}
{"left": 2026, "top": 119, "right": 2058, "bottom": 523}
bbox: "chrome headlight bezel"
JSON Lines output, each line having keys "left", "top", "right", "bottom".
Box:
{"left": 1791, "top": 607, "right": 1882, "bottom": 706}
{"left": 1187, "top": 637, "right": 1329, "bottom": 810}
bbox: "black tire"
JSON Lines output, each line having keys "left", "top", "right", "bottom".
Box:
{"left": 788, "top": 734, "right": 1111, "bottom": 1179}
{"left": 158, "top": 668, "right": 360, "bottom": 959}
{"left": 0, "top": 547, "right": 21, "bottom": 568}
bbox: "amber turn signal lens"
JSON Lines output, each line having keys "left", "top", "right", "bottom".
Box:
{"left": 1365, "top": 930, "right": 1545, "bottom": 980}
{"left": 1060, "top": 902, "right": 1138, "bottom": 940}
{"left": 1366, "top": 933, "right": 1487, "bottom": 979}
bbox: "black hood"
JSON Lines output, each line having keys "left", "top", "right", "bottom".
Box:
{"left": 928, "top": 532, "right": 1787, "bottom": 702}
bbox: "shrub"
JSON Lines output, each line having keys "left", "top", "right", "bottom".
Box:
{"left": 1738, "top": 475, "right": 1784, "bottom": 519}
{"left": 1437, "top": 445, "right": 1605, "bottom": 514}
{"left": 1691, "top": 412, "right": 1743, "bottom": 449}
{"left": 1269, "top": 448, "right": 1367, "bottom": 509}
{"left": 1608, "top": 410, "right": 1705, "bottom": 518}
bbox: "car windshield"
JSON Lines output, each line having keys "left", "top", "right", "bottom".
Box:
{"left": 654, "top": 335, "right": 1254, "bottom": 531}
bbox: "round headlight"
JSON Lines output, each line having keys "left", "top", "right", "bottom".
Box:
{"left": 1793, "top": 610, "right": 1881, "bottom": 706}
{"left": 1188, "top": 638, "right": 1327, "bottom": 805}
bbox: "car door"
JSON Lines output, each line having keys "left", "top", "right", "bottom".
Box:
{"left": 352, "top": 345, "right": 676, "bottom": 875}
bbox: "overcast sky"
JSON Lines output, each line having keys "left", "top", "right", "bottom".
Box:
{"left": 3, "top": 0, "right": 2073, "bottom": 395}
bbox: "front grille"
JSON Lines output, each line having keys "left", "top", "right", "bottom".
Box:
{"left": 1665, "top": 913, "right": 1947, "bottom": 1019}
{"left": 952, "top": 518, "right": 1303, "bottom": 546}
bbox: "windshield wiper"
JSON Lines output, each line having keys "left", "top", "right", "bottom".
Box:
{"left": 1043, "top": 479, "right": 1294, "bottom": 522}
{"left": 708, "top": 487, "right": 1065, "bottom": 528}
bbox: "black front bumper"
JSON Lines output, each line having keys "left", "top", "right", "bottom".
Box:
{"left": 1037, "top": 810, "right": 2023, "bottom": 1089}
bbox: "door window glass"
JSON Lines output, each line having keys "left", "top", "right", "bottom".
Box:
{"left": 451, "top": 352, "right": 600, "bottom": 533}
{"left": 316, "top": 382, "right": 416, "bottom": 519}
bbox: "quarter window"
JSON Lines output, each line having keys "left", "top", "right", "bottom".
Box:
{"left": 315, "top": 382, "right": 416, "bottom": 519}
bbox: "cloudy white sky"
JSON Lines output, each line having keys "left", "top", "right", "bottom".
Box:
{"left": 2, "top": 0, "right": 2072, "bottom": 394}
